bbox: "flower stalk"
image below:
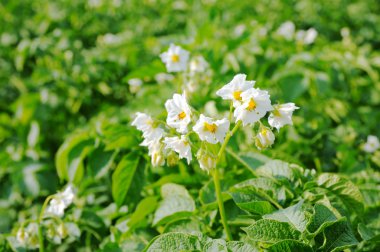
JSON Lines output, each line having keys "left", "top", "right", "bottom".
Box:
{"left": 212, "top": 120, "right": 242, "bottom": 241}
{"left": 38, "top": 195, "right": 53, "bottom": 252}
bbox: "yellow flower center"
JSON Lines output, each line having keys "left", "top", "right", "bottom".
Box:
{"left": 171, "top": 54, "right": 180, "bottom": 62}
{"left": 233, "top": 90, "right": 242, "bottom": 101}
{"left": 272, "top": 107, "right": 281, "bottom": 117}
{"left": 247, "top": 98, "right": 256, "bottom": 111}
{"left": 204, "top": 122, "right": 217, "bottom": 133}
{"left": 178, "top": 111, "right": 186, "bottom": 120}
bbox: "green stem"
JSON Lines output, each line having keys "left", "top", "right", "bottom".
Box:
{"left": 38, "top": 195, "right": 54, "bottom": 252}
{"left": 212, "top": 120, "right": 242, "bottom": 241}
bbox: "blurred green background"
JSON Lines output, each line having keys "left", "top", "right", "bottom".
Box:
{"left": 1, "top": 0, "right": 380, "bottom": 248}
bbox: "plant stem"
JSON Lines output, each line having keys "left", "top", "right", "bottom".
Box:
{"left": 38, "top": 195, "right": 53, "bottom": 252}
{"left": 212, "top": 120, "right": 242, "bottom": 241}
{"left": 212, "top": 168, "right": 233, "bottom": 241}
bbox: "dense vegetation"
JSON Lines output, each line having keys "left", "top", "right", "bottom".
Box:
{"left": 1, "top": 0, "right": 380, "bottom": 251}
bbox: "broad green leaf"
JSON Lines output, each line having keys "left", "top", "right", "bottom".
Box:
{"left": 127, "top": 196, "right": 158, "bottom": 231}
{"left": 244, "top": 219, "right": 301, "bottom": 243}
{"left": 358, "top": 223, "right": 380, "bottom": 242}
{"left": 88, "top": 147, "right": 117, "bottom": 179}
{"left": 267, "top": 240, "right": 313, "bottom": 252}
{"left": 203, "top": 239, "right": 227, "bottom": 252}
{"left": 163, "top": 218, "right": 202, "bottom": 233}
{"left": 306, "top": 203, "right": 338, "bottom": 237}
{"left": 264, "top": 200, "right": 307, "bottom": 232}
{"left": 112, "top": 152, "right": 140, "bottom": 207}
{"left": 153, "top": 184, "right": 195, "bottom": 226}
{"left": 230, "top": 186, "right": 275, "bottom": 215}
{"left": 317, "top": 219, "right": 358, "bottom": 252}
{"left": 144, "top": 232, "right": 202, "bottom": 252}
{"left": 55, "top": 132, "right": 94, "bottom": 182}
{"left": 226, "top": 241, "right": 259, "bottom": 252}
{"left": 256, "top": 160, "right": 305, "bottom": 183}
{"left": 316, "top": 173, "right": 364, "bottom": 214}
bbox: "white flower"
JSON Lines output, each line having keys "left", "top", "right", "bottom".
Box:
{"left": 45, "top": 185, "right": 75, "bottom": 217}
{"left": 234, "top": 88, "right": 273, "bottom": 126}
{"left": 163, "top": 136, "right": 192, "bottom": 164}
{"left": 362, "top": 135, "right": 380, "bottom": 153}
{"left": 142, "top": 140, "right": 165, "bottom": 167}
{"left": 165, "top": 93, "right": 192, "bottom": 133}
{"left": 196, "top": 149, "right": 217, "bottom": 172}
{"left": 255, "top": 125, "right": 275, "bottom": 150}
{"left": 189, "top": 56, "right": 209, "bottom": 73}
{"left": 16, "top": 223, "right": 39, "bottom": 249}
{"left": 160, "top": 44, "right": 189, "bottom": 72}
{"left": 193, "top": 114, "right": 230, "bottom": 144}
{"left": 268, "top": 103, "right": 299, "bottom": 130}
{"left": 132, "top": 112, "right": 165, "bottom": 142}
{"left": 128, "top": 78, "right": 143, "bottom": 93}
{"left": 216, "top": 74, "right": 255, "bottom": 107}
{"left": 277, "top": 21, "right": 295, "bottom": 40}
{"left": 296, "top": 28, "right": 318, "bottom": 45}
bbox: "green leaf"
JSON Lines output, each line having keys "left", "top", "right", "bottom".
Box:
{"left": 256, "top": 160, "right": 305, "bottom": 183}
{"left": 264, "top": 200, "right": 307, "bottom": 232}
{"left": 230, "top": 186, "right": 275, "bottom": 215}
{"left": 267, "top": 240, "right": 313, "bottom": 252}
{"left": 244, "top": 219, "right": 301, "bottom": 243}
{"left": 317, "top": 219, "right": 358, "bottom": 252}
{"left": 358, "top": 223, "right": 380, "bottom": 242}
{"left": 316, "top": 173, "right": 364, "bottom": 214}
{"left": 163, "top": 218, "right": 203, "bottom": 233}
{"left": 55, "top": 132, "right": 94, "bottom": 182}
{"left": 203, "top": 239, "right": 227, "bottom": 252}
{"left": 226, "top": 241, "right": 259, "bottom": 252}
{"left": 112, "top": 152, "right": 140, "bottom": 207}
{"left": 88, "top": 147, "right": 117, "bottom": 179}
{"left": 127, "top": 196, "right": 158, "bottom": 231}
{"left": 153, "top": 184, "right": 195, "bottom": 226}
{"left": 144, "top": 232, "right": 202, "bottom": 252}
{"left": 306, "top": 203, "right": 338, "bottom": 237}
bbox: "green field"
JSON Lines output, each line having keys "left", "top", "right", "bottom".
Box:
{"left": 1, "top": 0, "right": 380, "bottom": 251}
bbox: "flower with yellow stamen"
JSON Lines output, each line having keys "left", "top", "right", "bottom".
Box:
{"left": 193, "top": 114, "right": 230, "bottom": 144}
{"left": 160, "top": 44, "right": 189, "bottom": 72}
{"left": 216, "top": 74, "right": 255, "bottom": 107}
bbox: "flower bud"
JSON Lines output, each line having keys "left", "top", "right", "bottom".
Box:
{"left": 196, "top": 149, "right": 217, "bottom": 172}
{"left": 166, "top": 151, "right": 179, "bottom": 167}
{"left": 255, "top": 125, "right": 275, "bottom": 150}
{"left": 151, "top": 151, "right": 165, "bottom": 167}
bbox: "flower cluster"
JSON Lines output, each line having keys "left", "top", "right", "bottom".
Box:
{"left": 362, "top": 135, "right": 380, "bottom": 153}
{"left": 277, "top": 21, "right": 318, "bottom": 45}
{"left": 133, "top": 48, "right": 298, "bottom": 171}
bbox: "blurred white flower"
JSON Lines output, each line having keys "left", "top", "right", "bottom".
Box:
{"left": 216, "top": 74, "right": 255, "bottom": 107}
{"left": 155, "top": 72, "right": 174, "bottom": 84}
{"left": 296, "top": 28, "right": 318, "bottom": 45}
{"left": 163, "top": 136, "right": 192, "bottom": 164}
{"left": 16, "top": 223, "right": 39, "bottom": 249}
{"left": 234, "top": 88, "right": 273, "bottom": 126}
{"left": 268, "top": 103, "right": 299, "bottom": 131}
{"left": 165, "top": 93, "right": 192, "bottom": 133}
{"left": 255, "top": 125, "right": 275, "bottom": 150}
{"left": 128, "top": 78, "right": 143, "bottom": 94}
{"left": 46, "top": 185, "right": 75, "bottom": 217}
{"left": 277, "top": 21, "right": 295, "bottom": 40}
{"left": 189, "top": 56, "right": 209, "bottom": 73}
{"left": 160, "top": 44, "right": 189, "bottom": 72}
{"left": 362, "top": 135, "right": 380, "bottom": 153}
{"left": 193, "top": 115, "right": 230, "bottom": 144}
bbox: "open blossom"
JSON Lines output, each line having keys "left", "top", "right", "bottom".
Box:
{"left": 268, "top": 103, "right": 299, "bottom": 130}
{"left": 255, "top": 125, "right": 275, "bottom": 150}
{"left": 132, "top": 112, "right": 165, "bottom": 142}
{"left": 193, "top": 115, "right": 230, "bottom": 144}
{"left": 234, "top": 88, "right": 273, "bottom": 126}
{"left": 16, "top": 223, "right": 39, "bottom": 249}
{"left": 163, "top": 136, "right": 192, "bottom": 164}
{"left": 216, "top": 74, "right": 255, "bottom": 107}
{"left": 160, "top": 44, "right": 189, "bottom": 72}
{"left": 362, "top": 135, "right": 380, "bottom": 153}
{"left": 165, "top": 93, "right": 192, "bottom": 133}
{"left": 45, "top": 185, "right": 75, "bottom": 217}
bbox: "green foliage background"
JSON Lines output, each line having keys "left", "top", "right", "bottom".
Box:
{"left": 1, "top": 0, "right": 380, "bottom": 251}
